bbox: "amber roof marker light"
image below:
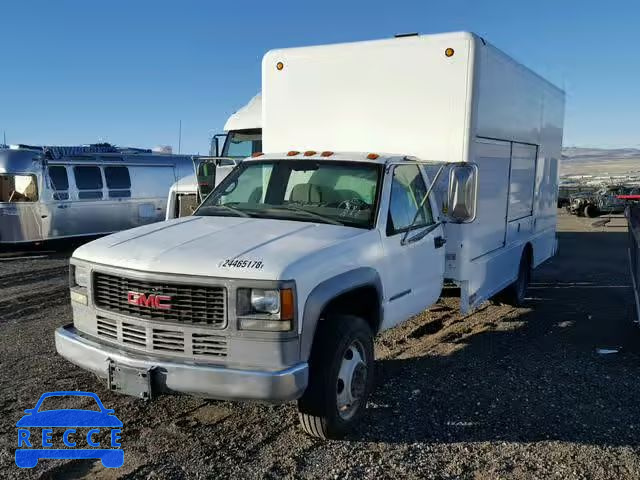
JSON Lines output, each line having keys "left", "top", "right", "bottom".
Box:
{"left": 276, "top": 61, "right": 284, "bottom": 71}
{"left": 445, "top": 48, "right": 455, "bottom": 57}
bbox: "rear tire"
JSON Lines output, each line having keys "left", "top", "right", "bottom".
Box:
{"left": 297, "top": 314, "right": 374, "bottom": 439}
{"left": 495, "top": 250, "right": 531, "bottom": 306}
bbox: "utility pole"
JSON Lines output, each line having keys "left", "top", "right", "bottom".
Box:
{"left": 178, "top": 120, "right": 182, "bottom": 154}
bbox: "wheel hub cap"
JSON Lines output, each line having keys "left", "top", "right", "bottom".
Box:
{"left": 336, "top": 341, "right": 367, "bottom": 420}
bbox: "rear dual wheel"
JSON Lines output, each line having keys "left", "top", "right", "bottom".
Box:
{"left": 494, "top": 250, "right": 531, "bottom": 306}
{"left": 298, "top": 315, "right": 374, "bottom": 439}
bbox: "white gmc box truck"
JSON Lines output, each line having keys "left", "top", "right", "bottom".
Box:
{"left": 55, "top": 32, "right": 564, "bottom": 438}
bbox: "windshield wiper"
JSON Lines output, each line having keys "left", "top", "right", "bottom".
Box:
{"left": 200, "top": 204, "right": 252, "bottom": 218}
{"left": 272, "top": 205, "right": 344, "bottom": 226}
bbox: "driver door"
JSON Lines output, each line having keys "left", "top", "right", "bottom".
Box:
{"left": 379, "top": 164, "right": 445, "bottom": 330}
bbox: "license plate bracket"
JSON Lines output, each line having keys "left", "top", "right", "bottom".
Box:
{"left": 108, "top": 361, "right": 154, "bottom": 400}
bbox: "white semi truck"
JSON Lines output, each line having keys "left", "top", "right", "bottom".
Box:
{"left": 166, "top": 94, "right": 262, "bottom": 219}
{"left": 55, "top": 32, "right": 564, "bottom": 439}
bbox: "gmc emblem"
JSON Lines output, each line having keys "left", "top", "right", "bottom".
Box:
{"left": 127, "top": 291, "right": 172, "bottom": 310}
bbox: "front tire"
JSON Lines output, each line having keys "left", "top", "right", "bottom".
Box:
{"left": 298, "top": 314, "right": 374, "bottom": 439}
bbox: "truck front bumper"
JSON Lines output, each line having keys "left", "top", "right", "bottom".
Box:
{"left": 55, "top": 325, "right": 308, "bottom": 403}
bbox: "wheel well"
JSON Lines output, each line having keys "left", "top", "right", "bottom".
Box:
{"left": 321, "top": 286, "right": 381, "bottom": 334}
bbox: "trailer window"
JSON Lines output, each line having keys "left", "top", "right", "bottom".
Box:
{"left": 73, "top": 166, "right": 103, "bottom": 200}
{"left": 387, "top": 165, "right": 433, "bottom": 235}
{"left": 104, "top": 166, "right": 131, "bottom": 198}
{"left": 48, "top": 166, "right": 69, "bottom": 200}
{"left": 0, "top": 174, "right": 38, "bottom": 203}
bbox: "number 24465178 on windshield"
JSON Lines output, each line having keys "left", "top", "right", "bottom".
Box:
{"left": 221, "top": 259, "right": 264, "bottom": 269}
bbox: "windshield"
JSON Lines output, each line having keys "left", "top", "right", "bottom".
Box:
{"left": 222, "top": 129, "right": 262, "bottom": 158}
{"left": 0, "top": 174, "right": 38, "bottom": 203}
{"left": 196, "top": 160, "right": 382, "bottom": 229}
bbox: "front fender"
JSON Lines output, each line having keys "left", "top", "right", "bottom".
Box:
{"left": 299, "top": 267, "right": 383, "bottom": 361}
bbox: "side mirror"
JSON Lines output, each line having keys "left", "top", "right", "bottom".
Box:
{"left": 447, "top": 164, "right": 477, "bottom": 223}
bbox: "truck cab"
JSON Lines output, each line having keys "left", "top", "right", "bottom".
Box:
{"left": 56, "top": 151, "right": 474, "bottom": 438}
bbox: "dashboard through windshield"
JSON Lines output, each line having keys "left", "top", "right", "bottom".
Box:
{"left": 196, "top": 160, "right": 382, "bottom": 229}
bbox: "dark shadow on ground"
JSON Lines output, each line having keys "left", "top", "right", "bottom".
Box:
{"left": 353, "top": 231, "right": 640, "bottom": 446}
{"left": 0, "top": 235, "right": 103, "bottom": 258}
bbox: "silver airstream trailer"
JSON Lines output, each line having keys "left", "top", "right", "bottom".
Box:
{"left": 0, "top": 143, "right": 194, "bottom": 244}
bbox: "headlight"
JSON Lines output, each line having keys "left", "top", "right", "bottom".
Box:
{"left": 237, "top": 288, "right": 295, "bottom": 332}
{"left": 74, "top": 266, "right": 89, "bottom": 288}
{"left": 250, "top": 289, "right": 280, "bottom": 314}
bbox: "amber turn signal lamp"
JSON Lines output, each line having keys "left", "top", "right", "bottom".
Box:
{"left": 280, "top": 289, "right": 294, "bottom": 321}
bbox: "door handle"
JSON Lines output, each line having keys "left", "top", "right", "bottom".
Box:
{"left": 434, "top": 236, "right": 446, "bottom": 248}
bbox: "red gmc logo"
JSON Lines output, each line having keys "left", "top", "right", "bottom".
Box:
{"left": 127, "top": 291, "right": 172, "bottom": 310}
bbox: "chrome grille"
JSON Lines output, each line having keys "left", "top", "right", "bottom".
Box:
{"left": 152, "top": 329, "right": 184, "bottom": 353}
{"left": 95, "top": 315, "right": 228, "bottom": 360}
{"left": 122, "top": 322, "right": 146, "bottom": 348}
{"left": 93, "top": 272, "right": 226, "bottom": 327}
{"left": 192, "top": 333, "right": 228, "bottom": 358}
{"left": 97, "top": 317, "right": 117, "bottom": 340}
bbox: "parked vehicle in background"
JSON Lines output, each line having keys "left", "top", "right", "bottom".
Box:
{"left": 166, "top": 156, "right": 240, "bottom": 220}
{"left": 166, "top": 94, "right": 262, "bottom": 219}
{"left": 558, "top": 183, "right": 596, "bottom": 208}
{"left": 210, "top": 93, "right": 262, "bottom": 159}
{"left": 567, "top": 185, "right": 639, "bottom": 217}
{"left": 0, "top": 144, "right": 193, "bottom": 244}
{"left": 56, "top": 32, "right": 564, "bottom": 439}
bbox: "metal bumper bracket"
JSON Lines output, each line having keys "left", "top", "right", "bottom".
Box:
{"left": 108, "top": 360, "right": 154, "bottom": 401}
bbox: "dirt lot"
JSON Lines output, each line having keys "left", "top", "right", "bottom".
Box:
{"left": 1, "top": 211, "right": 639, "bottom": 479}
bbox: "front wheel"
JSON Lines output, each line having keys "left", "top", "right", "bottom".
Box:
{"left": 298, "top": 314, "right": 374, "bottom": 439}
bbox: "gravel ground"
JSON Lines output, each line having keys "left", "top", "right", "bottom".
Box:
{"left": 1, "top": 211, "right": 639, "bottom": 479}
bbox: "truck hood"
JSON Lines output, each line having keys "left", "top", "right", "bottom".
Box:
{"left": 73, "top": 216, "right": 366, "bottom": 279}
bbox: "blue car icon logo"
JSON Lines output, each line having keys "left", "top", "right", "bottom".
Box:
{"left": 15, "top": 391, "right": 123, "bottom": 468}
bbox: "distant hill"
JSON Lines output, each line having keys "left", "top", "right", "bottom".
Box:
{"left": 560, "top": 147, "right": 640, "bottom": 176}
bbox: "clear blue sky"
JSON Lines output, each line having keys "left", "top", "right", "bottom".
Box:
{"left": 1, "top": 0, "right": 638, "bottom": 153}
